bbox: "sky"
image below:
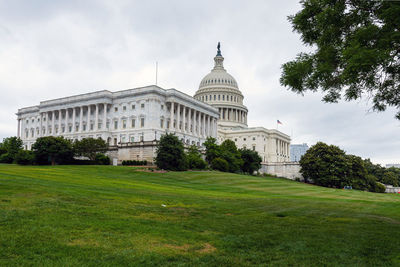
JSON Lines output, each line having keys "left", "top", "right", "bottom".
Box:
{"left": 0, "top": 0, "right": 399, "bottom": 165}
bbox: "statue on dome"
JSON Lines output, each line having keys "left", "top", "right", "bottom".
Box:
{"left": 217, "top": 42, "right": 222, "bottom": 56}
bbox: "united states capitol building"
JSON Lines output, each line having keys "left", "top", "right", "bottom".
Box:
{"left": 16, "top": 44, "right": 296, "bottom": 174}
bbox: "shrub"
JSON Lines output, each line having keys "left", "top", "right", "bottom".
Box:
{"left": 211, "top": 157, "right": 229, "bottom": 172}
{"left": 95, "top": 153, "right": 110, "bottom": 165}
{"left": 15, "top": 150, "right": 35, "bottom": 165}
{"left": 373, "top": 182, "right": 387, "bottom": 193}
{"left": 121, "top": 160, "right": 147, "bottom": 166}
{"left": 0, "top": 153, "right": 13, "bottom": 164}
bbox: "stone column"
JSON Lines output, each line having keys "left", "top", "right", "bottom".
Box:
{"left": 58, "top": 110, "right": 62, "bottom": 135}
{"left": 176, "top": 103, "right": 181, "bottom": 131}
{"left": 193, "top": 110, "right": 197, "bottom": 135}
{"left": 79, "top": 107, "right": 83, "bottom": 132}
{"left": 202, "top": 113, "right": 206, "bottom": 136}
{"left": 51, "top": 111, "right": 55, "bottom": 135}
{"left": 95, "top": 104, "right": 99, "bottom": 131}
{"left": 87, "top": 105, "right": 90, "bottom": 131}
{"left": 169, "top": 101, "right": 174, "bottom": 130}
{"left": 72, "top": 108, "right": 76, "bottom": 133}
{"left": 207, "top": 115, "right": 211, "bottom": 136}
{"left": 103, "top": 103, "right": 107, "bottom": 130}
{"left": 188, "top": 108, "right": 192, "bottom": 133}
{"left": 17, "top": 119, "right": 21, "bottom": 138}
{"left": 182, "top": 105, "right": 186, "bottom": 133}
{"left": 45, "top": 112, "right": 49, "bottom": 136}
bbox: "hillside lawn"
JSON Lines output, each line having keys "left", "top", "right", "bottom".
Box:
{"left": 1, "top": 165, "right": 400, "bottom": 266}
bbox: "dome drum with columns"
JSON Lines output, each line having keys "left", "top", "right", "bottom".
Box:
{"left": 194, "top": 43, "right": 248, "bottom": 130}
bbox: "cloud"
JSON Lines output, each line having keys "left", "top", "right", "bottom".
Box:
{"left": 0, "top": 0, "right": 398, "bottom": 165}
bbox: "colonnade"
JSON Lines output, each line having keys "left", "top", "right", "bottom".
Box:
{"left": 218, "top": 107, "right": 247, "bottom": 124}
{"left": 276, "top": 139, "right": 289, "bottom": 157}
{"left": 19, "top": 103, "right": 108, "bottom": 138}
{"left": 169, "top": 101, "right": 217, "bottom": 138}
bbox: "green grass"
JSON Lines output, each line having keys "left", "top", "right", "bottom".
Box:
{"left": 1, "top": 165, "right": 400, "bottom": 266}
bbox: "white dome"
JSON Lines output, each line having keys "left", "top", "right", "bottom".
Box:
{"left": 194, "top": 43, "right": 248, "bottom": 129}
{"left": 199, "top": 68, "right": 239, "bottom": 90}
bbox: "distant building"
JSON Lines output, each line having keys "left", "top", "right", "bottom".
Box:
{"left": 290, "top": 143, "right": 309, "bottom": 162}
{"left": 386, "top": 164, "right": 400, "bottom": 168}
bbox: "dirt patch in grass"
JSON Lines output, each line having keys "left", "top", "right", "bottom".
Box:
{"left": 197, "top": 243, "right": 216, "bottom": 254}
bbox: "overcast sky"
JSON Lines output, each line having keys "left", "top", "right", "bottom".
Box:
{"left": 0, "top": 0, "right": 398, "bottom": 165}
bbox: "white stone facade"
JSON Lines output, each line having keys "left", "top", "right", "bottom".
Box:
{"left": 17, "top": 85, "right": 219, "bottom": 163}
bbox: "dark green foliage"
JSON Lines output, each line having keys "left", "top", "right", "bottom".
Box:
{"left": 219, "top": 140, "right": 243, "bottom": 173}
{"left": 121, "top": 160, "right": 148, "bottom": 166}
{"left": 211, "top": 157, "right": 229, "bottom": 172}
{"left": 281, "top": 0, "right": 400, "bottom": 119}
{"left": 32, "top": 136, "right": 74, "bottom": 165}
{"left": 74, "top": 138, "right": 108, "bottom": 161}
{"left": 95, "top": 153, "right": 110, "bottom": 165}
{"left": 0, "top": 136, "right": 23, "bottom": 162}
{"left": 0, "top": 153, "right": 13, "bottom": 163}
{"left": 155, "top": 133, "right": 187, "bottom": 171}
{"left": 203, "top": 137, "right": 220, "bottom": 164}
{"left": 300, "top": 142, "right": 348, "bottom": 187}
{"left": 240, "top": 148, "right": 262, "bottom": 174}
{"left": 382, "top": 172, "right": 399, "bottom": 187}
{"left": 300, "top": 142, "right": 384, "bottom": 192}
{"left": 186, "top": 145, "right": 207, "bottom": 170}
{"left": 14, "top": 150, "right": 35, "bottom": 165}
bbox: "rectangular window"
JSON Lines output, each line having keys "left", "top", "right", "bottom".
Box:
{"left": 62, "top": 127, "right": 65, "bottom": 133}
{"left": 114, "top": 121, "right": 118, "bottom": 130}
{"left": 26, "top": 131, "right": 28, "bottom": 138}
{"left": 223, "top": 95, "right": 225, "bottom": 101}
{"left": 140, "top": 118, "right": 145, "bottom": 127}
{"left": 131, "top": 119, "right": 135, "bottom": 128}
{"left": 132, "top": 105, "right": 135, "bottom": 110}
{"left": 218, "top": 95, "right": 220, "bottom": 100}
{"left": 141, "top": 103, "right": 145, "bottom": 108}
{"left": 75, "top": 125, "right": 79, "bottom": 132}
{"left": 167, "top": 121, "right": 170, "bottom": 128}
{"left": 214, "top": 95, "right": 216, "bottom": 100}
{"left": 123, "top": 120, "right": 126, "bottom": 129}
{"left": 160, "top": 119, "right": 164, "bottom": 128}
{"left": 114, "top": 107, "right": 118, "bottom": 112}
{"left": 130, "top": 136, "right": 135, "bottom": 142}
{"left": 90, "top": 124, "right": 94, "bottom": 130}
{"left": 106, "top": 122, "right": 109, "bottom": 129}
{"left": 69, "top": 126, "right": 72, "bottom": 132}
{"left": 253, "top": 137, "right": 256, "bottom": 141}
{"left": 161, "top": 105, "right": 164, "bottom": 110}
{"left": 123, "top": 106, "right": 126, "bottom": 111}
{"left": 98, "top": 123, "right": 102, "bottom": 129}
{"left": 252, "top": 146, "right": 256, "bottom": 151}
{"left": 83, "top": 125, "right": 86, "bottom": 131}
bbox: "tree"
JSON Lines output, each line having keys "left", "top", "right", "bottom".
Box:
{"left": 15, "top": 150, "right": 35, "bottom": 165}
{"left": 203, "top": 137, "right": 220, "bottom": 164}
{"left": 155, "top": 133, "right": 187, "bottom": 171}
{"left": 74, "top": 138, "right": 108, "bottom": 161}
{"left": 240, "top": 148, "right": 262, "bottom": 174}
{"left": 0, "top": 137, "right": 23, "bottom": 160}
{"left": 186, "top": 145, "right": 207, "bottom": 170}
{"left": 219, "top": 140, "right": 243, "bottom": 173}
{"left": 345, "top": 154, "right": 368, "bottom": 190}
{"left": 382, "top": 171, "right": 399, "bottom": 187}
{"left": 211, "top": 157, "right": 229, "bottom": 172}
{"left": 281, "top": 1, "right": 400, "bottom": 119}
{"left": 300, "top": 142, "right": 348, "bottom": 187}
{"left": 32, "top": 136, "right": 74, "bottom": 165}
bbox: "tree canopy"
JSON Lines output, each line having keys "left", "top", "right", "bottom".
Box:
{"left": 281, "top": 0, "right": 400, "bottom": 119}
{"left": 32, "top": 136, "right": 74, "bottom": 165}
{"left": 74, "top": 138, "right": 108, "bottom": 161}
{"left": 155, "top": 133, "right": 187, "bottom": 171}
